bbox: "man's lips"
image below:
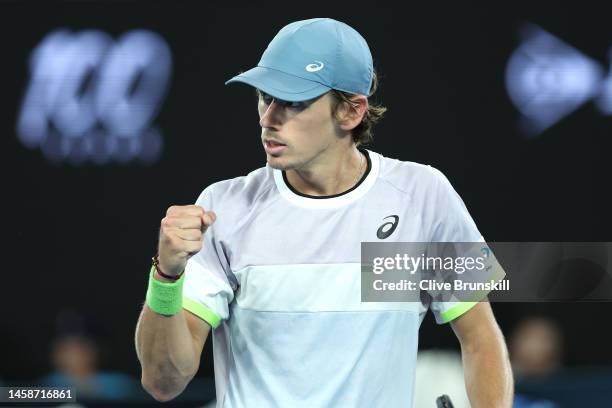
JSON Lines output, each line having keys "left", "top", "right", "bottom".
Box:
{"left": 263, "top": 138, "right": 286, "bottom": 146}
{"left": 264, "top": 139, "right": 287, "bottom": 154}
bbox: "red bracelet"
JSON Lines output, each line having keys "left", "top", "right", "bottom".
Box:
{"left": 152, "top": 255, "right": 184, "bottom": 281}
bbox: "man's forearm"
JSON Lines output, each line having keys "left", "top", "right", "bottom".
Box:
{"left": 135, "top": 306, "right": 201, "bottom": 402}
{"left": 461, "top": 335, "right": 514, "bottom": 408}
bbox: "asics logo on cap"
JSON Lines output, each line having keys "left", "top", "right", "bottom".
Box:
{"left": 305, "top": 61, "right": 325, "bottom": 72}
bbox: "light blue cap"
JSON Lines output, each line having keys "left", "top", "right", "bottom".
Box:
{"left": 225, "top": 18, "right": 373, "bottom": 102}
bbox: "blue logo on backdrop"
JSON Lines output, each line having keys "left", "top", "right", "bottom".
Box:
{"left": 16, "top": 29, "right": 173, "bottom": 165}
{"left": 505, "top": 24, "right": 611, "bottom": 137}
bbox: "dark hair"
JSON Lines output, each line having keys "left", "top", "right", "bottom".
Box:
{"left": 330, "top": 68, "right": 387, "bottom": 146}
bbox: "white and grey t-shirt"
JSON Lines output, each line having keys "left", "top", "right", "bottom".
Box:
{"left": 183, "top": 149, "right": 485, "bottom": 408}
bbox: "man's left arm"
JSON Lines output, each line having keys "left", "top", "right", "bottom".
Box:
{"left": 450, "top": 301, "right": 514, "bottom": 408}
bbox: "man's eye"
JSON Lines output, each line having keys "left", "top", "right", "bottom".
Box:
{"left": 285, "top": 101, "right": 306, "bottom": 109}
{"left": 261, "top": 93, "right": 273, "bottom": 105}
{"left": 260, "top": 92, "right": 306, "bottom": 109}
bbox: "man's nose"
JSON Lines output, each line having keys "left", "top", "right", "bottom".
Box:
{"left": 259, "top": 99, "right": 283, "bottom": 129}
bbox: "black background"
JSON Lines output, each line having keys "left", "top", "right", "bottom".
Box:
{"left": 1, "top": 1, "right": 612, "bottom": 383}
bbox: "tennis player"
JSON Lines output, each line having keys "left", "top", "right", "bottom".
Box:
{"left": 135, "top": 18, "right": 513, "bottom": 407}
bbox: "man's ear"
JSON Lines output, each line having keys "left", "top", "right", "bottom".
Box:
{"left": 336, "top": 95, "right": 369, "bottom": 131}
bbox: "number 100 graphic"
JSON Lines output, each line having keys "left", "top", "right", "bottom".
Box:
{"left": 17, "top": 29, "right": 172, "bottom": 165}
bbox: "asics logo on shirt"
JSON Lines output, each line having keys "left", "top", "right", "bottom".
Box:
{"left": 305, "top": 61, "right": 325, "bottom": 72}
{"left": 377, "top": 215, "right": 399, "bottom": 239}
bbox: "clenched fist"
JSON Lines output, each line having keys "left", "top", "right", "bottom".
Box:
{"left": 157, "top": 205, "right": 217, "bottom": 278}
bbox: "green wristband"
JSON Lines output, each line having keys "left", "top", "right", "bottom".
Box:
{"left": 146, "top": 265, "right": 185, "bottom": 316}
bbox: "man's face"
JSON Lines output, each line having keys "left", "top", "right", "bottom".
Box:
{"left": 258, "top": 90, "right": 341, "bottom": 170}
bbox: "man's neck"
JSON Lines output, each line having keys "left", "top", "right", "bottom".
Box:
{"left": 285, "top": 145, "right": 365, "bottom": 197}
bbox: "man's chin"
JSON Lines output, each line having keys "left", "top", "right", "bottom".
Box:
{"left": 266, "top": 155, "right": 294, "bottom": 171}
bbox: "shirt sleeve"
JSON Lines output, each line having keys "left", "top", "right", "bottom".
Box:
{"left": 182, "top": 184, "right": 235, "bottom": 329}
{"left": 424, "top": 167, "right": 504, "bottom": 324}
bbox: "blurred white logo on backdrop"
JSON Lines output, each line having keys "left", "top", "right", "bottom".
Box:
{"left": 17, "top": 29, "right": 172, "bottom": 165}
{"left": 505, "top": 24, "right": 611, "bottom": 137}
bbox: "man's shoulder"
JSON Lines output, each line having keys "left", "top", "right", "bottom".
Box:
{"left": 374, "top": 150, "right": 445, "bottom": 193}
{"left": 196, "top": 165, "right": 275, "bottom": 207}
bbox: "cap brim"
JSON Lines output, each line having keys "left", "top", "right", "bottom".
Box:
{"left": 225, "top": 66, "right": 331, "bottom": 102}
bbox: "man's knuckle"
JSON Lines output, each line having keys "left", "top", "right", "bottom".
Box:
{"left": 164, "top": 232, "right": 179, "bottom": 244}
{"left": 161, "top": 216, "right": 172, "bottom": 228}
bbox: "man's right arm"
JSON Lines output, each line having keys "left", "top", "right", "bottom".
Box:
{"left": 135, "top": 305, "right": 210, "bottom": 402}
{"left": 135, "top": 205, "right": 217, "bottom": 402}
